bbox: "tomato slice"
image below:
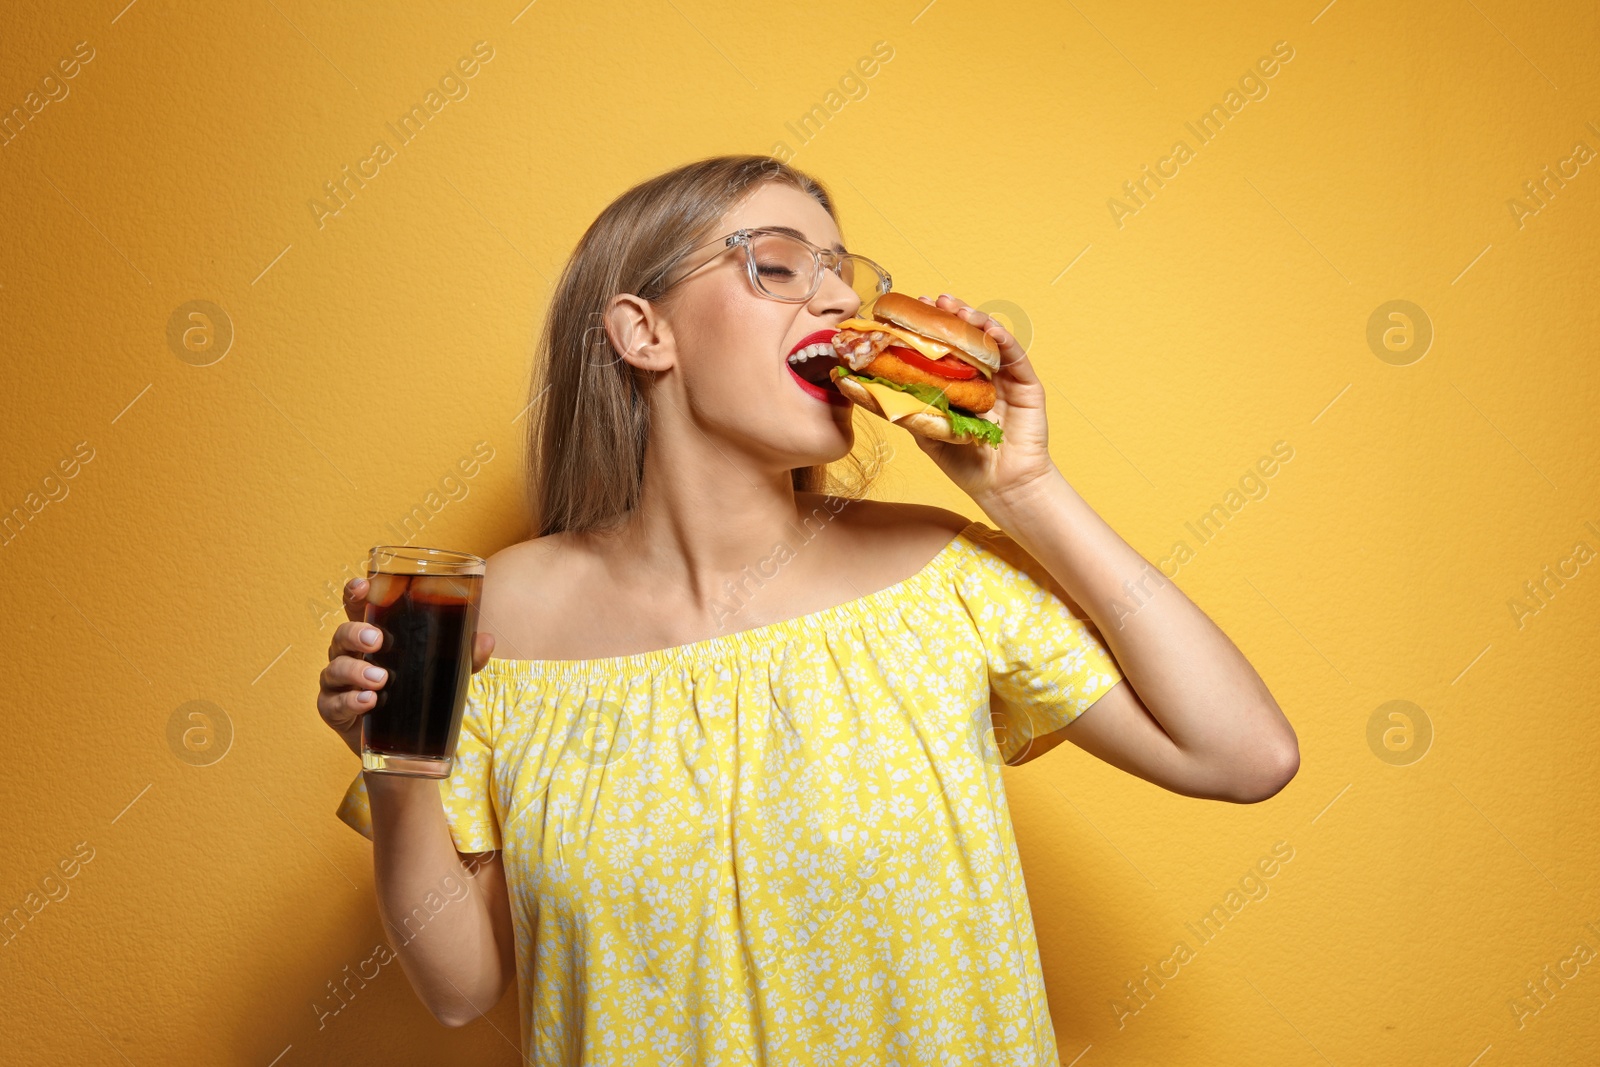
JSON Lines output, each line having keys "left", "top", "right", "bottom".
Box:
{"left": 885, "top": 344, "right": 977, "bottom": 380}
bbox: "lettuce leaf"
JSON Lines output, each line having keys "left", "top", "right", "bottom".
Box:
{"left": 837, "top": 370, "right": 1004, "bottom": 448}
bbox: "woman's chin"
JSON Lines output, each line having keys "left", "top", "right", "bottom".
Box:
{"left": 779, "top": 412, "right": 855, "bottom": 467}
{"left": 796, "top": 422, "right": 855, "bottom": 465}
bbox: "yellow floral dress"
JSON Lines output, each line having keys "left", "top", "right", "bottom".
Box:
{"left": 337, "top": 519, "right": 1124, "bottom": 1065}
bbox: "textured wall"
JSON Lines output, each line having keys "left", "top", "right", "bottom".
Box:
{"left": 2, "top": 0, "right": 1596, "bottom": 1063}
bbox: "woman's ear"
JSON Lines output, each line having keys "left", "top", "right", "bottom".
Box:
{"left": 604, "top": 294, "right": 674, "bottom": 372}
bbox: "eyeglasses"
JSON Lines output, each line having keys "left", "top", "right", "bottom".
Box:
{"left": 642, "top": 227, "right": 892, "bottom": 310}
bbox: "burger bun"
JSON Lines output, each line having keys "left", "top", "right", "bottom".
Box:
{"left": 870, "top": 292, "right": 1001, "bottom": 378}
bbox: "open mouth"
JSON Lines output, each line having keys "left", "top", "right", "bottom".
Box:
{"left": 786, "top": 330, "right": 851, "bottom": 406}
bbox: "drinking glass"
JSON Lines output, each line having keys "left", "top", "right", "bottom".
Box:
{"left": 360, "top": 546, "right": 485, "bottom": 779}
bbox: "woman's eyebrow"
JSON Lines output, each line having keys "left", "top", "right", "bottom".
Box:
{"left": 764, "top": 224, "right": 847, "bottom": 255}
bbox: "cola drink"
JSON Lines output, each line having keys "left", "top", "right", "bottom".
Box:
{"left": 360, "top": 547, "right": 484, "bottom": 779}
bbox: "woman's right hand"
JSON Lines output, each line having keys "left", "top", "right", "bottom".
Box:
{"left": 317, "top": 577, "right": 497, "bottom": 758}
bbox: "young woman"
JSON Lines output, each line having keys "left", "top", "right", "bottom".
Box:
{"left": 317, "top": 155, "right": 1298, "bottom": 1062}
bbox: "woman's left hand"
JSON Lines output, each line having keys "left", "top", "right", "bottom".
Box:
{"left": 909, "top": 294, "right": 1060, "bottom": 510}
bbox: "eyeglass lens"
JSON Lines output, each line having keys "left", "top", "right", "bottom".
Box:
{"left": 748, "top": 232, "right": 885, "bottom": 308}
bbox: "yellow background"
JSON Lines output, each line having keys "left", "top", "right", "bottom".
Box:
{"left": 3, "top": 0, "right": 1596, "bottom": 1062}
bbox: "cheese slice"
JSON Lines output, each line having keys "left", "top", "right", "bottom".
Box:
{"left": 858, "top": 379, "right": 944, "bottom": 423}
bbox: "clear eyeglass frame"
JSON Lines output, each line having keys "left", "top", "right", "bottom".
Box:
{"left": 643, "top": 227, "right": 892, "bottom": 309}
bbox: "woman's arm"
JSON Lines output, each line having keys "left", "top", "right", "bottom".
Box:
{"left": 904, "top": 293, "right": 1298, "bottom": 803}
{"left": 982, "top": 468, "right": 1299, "bottom": 803}
{"left": 320, "top": 582, "right": 515, "bottom": 1025}
{"left": 366, "top": 774, "right": 517, "bottom": 1026}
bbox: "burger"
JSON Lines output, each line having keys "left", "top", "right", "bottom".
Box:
{"left": 827, "top": 292, "right": 1004, "bottom": 447}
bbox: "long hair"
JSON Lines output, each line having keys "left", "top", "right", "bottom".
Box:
{"left": 522, "top": 154, "right": 885, "bottom": 538}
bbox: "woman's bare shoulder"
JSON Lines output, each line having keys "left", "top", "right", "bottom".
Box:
{"left": 477, "top": 532, "right": 588, "bottom": 661}
{"left": 800, "top": 493, "right": 970, "bottom": 533}
{"left": 798, "top": 493, "right": 974, "bottom": 565}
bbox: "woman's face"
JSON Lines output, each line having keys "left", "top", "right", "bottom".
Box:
{"left": 648, "top": 181, "right": 867, "bottom": 469}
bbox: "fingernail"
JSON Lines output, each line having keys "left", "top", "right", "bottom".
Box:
{"left": 362, "top": 628, "right": 379, "bottom": 646}
{"left": 364, "top": 666, "right": 387, "bottom": 683}
{"left": 358, "top": 691, "right": 374, "bottom": 704}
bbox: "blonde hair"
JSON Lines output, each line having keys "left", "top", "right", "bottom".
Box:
{"left": 522, "top": 154, "right": 884, "bottom": 537}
